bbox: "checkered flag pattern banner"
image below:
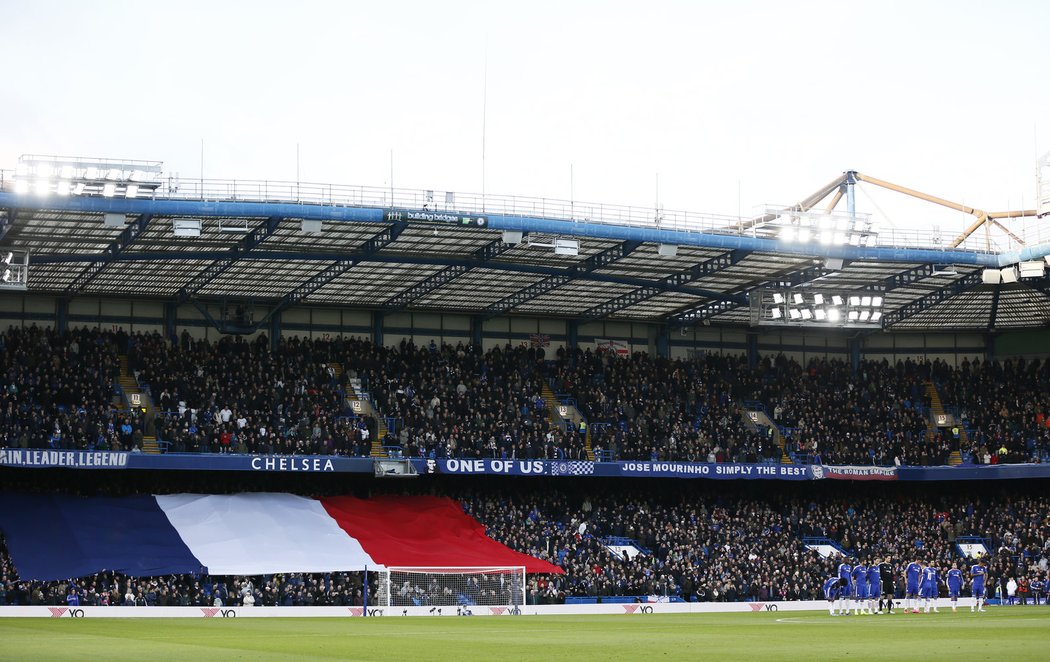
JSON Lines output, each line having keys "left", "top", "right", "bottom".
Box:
{"left": 550, "top": 461, "right": 594, "bottom": 476}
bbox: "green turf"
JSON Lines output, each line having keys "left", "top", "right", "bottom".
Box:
{"left": 0, "top": 609, "right": 1047, "bottom": 661}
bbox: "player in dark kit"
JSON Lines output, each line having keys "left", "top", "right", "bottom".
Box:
{"left": 879, "top": 559, "right": 895, "bottom": 614}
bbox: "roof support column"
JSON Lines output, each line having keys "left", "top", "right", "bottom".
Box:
{"left": 568, "top": 320, "right": 579, "bottom": 362}
{"left": 269, "top": 309, "right": 282, "bottom": 355}
{"left": 56, "top": 298, "right": 69, "bottom": 335}
{"left": 654, "top": 325, "right": 670, "bottom": 359}
{"left": 849, "top": 336, "right": 862, "bottom": 374}
{"left": 746, "top": 332, "right": 758, "bottom": 369}
{"left": 372, "top": 311, "right": 385, "bottom": 348}
{"left": 164, "top": 302, "right": 177, "bottom": 343}
{"left": 470, "top": 315, "right": 483, "bottom": 351}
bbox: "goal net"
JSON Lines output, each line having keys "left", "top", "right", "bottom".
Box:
{"left": 377, "top": 566, "right": 526, "bottom": 611}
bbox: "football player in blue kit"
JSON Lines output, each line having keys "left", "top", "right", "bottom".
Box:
{"left": 852, "top": 560, "right": 869, "bottom": 615}
{"left": 904, "top": 559, "right": 922, "bottom": 613}
{"left": 946, "top": 563, "right": 964, "bottom": 612}
{"left": 837, "top": 559, "right": 853, "bottom": 615}
{"left": 970, "top": 558, "right": 988, "bottom": 612}
{"left": 920, "top": 562, "right": 940, "bottom": 613}
{"left": 866, "top": 558, "right": 882, "bottom": 615}
{"left": 824, "top": 576, "right": 847, "bottom": 615}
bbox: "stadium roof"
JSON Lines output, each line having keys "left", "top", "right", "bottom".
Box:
{"left": 2, "top": 166, "right": 1049, "bottom": 332}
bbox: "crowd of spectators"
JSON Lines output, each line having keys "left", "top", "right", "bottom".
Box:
{"left": 0, "top": 326, "right": 140, "bottom": 453}
{"left": 1, "top": 482, "right": 1047, "bottom": 607}
{"left": 2, "top": 324, "right": 1050, "bottom": 467}
{"left": 132, "top": 332, "right": 372, "bottom": 457}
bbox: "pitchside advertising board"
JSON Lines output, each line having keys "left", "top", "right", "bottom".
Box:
{"left": 6, "top": 599, "right": 978, "bottom": 618}
{"left": 4, "top": 449, "right": 1050, "bottom": 481}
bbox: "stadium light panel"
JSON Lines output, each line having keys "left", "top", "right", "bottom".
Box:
{"left": 15, "top": 163, "right": 29, "bottom": 177}
{"left": 813, "top": 294, "right": 824, "bottom": 305}
{"left": 772, "top": 293, "right": 785, "bottom": 304}
{"left": 832, "top": 295, "right": 843, "bottom": 306}
{"left": 1000, "top": 267, "right": 1019, "bottom": 284}
{"left": 105, "top": 168, "right": 122, "bottom": 181}
{"left": 849, "top": 296, "right": 861, "bottom": 306}
{"left": 797, "top": 228, "right": 811, "bottom": 243}
{"left": 871, "top": 311, "right": 883, "bottom": 322}
{"left": 848, "top": 310, "right": 859, "bottom": 321}
{"left": 102, "top": 183, "right": 117, "bottom": 197}
{"left": 833, "top": 232, "right": 847, "bottom": 244}
{"left": 819, "top": 232, "right": 833, "bottom": 244}
{"left": 814, "top": 308, "right": 827, "bottom": 321}
{"left": 801, "top": 308, "right": 813, "bottom": 320}
{"left": 818, "top": 216, "right": 833, "bottom": 229}
{"left": 793, "top": 293, "right": 804, "bottom": 305}
{"left": 780, "top": 227, "right": 796, "bottom": 242}
{"left": 827, "top": 308, "right": 841, "bottom": 322}
{"left": 859, "top": 310, "right": 871, "bottom": 322}
{"left": 34, "top": 179, "right": 49, "bottom": 195}
{"left": 59, "top": 165, "right": 75, "bottom": 179}
{"left": 125, "top": 184, "right": 139, "bottom": 199}
{"left": 56, "top": 180, "right": 70, "bottom": 196}
{"left": 85, "top": 167, "right": 100, "bottom": 180}
{"left": 861, "top": 296, "right": 872, "bottom": 307}
{"left": 14, "top": 180, "right": 29, "bottom": 194}
{"left": 2, "top": 252, "right": 12, "bottom": 265}
{"left": 770, "top": 307, "right": 782, "bottom": 319}
{"left": 72, "top": 183, "right": 86, "bottom": 195}
{"left": 981, "top": 268, "right": 1001, "bottom": 284}
{"left": 789, "top": 308, "right": 802, "bottom": 320}
{"left": 872, "top": 296, "right": 883, "bottom": 308}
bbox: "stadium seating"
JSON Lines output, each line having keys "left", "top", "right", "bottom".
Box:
{"left": 2, "top": 326, "right": 1049, "bottom": 466}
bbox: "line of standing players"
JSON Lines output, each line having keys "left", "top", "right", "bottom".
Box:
{"left": 823, "top": 557, "right": 989, "bottom": 615}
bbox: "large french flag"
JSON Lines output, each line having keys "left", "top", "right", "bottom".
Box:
{"left": 0, "top": 493, "right": 562, "bottom": 581}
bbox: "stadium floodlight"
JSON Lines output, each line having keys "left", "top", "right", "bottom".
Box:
{"left": 72, "top": 183, "right": 86, "bottom": 195}
{"left": 59, "top": 165, "right": 75, "bottom": 179}
{"left": 871, "top": 296, "right": 883, "bottom": 308}
{"left": 871, "top": 311, "right": 883, "bottom": 322}
{"left": 105, "top": 168, "right": 122, "bottom": 181}
{"left": 832, "top": 295, "right": 843, "bottom": 306}
{"left": 55, "top": 180, "right": 70, "bottom": 196}
{"left": 102, "top": 183, "right": 117, "bottom": 197}
{"left": 1000, "top": 267, "right": 1019, "bottom": 284}
{"left": 849, "top": 296, "right": 861, "bottom": 306}
{"left": 34, "top": 179, "right": 49, "bottom": 195}
{"left": 780, "top": 227, "right": 796, "bottom": 242}
{"left": 797, "top": 228, "right": 811, "bottom": 243}
{"left": 814, "top": 308, "right": 827, "bottom": 321}
{"left": 848, "top": 310, "right": 859, "bottom": 321}
{"left": 792, "top": 293, "right": 804, "bottom": 305}
{"left": 833, "top": 232, "right": 847, "bottom": 244}
{"left": 859, "top": 310, "right": 871, "bottom": 322}
{"left": 125, "top": 184, "right": 139, "bottom": 199}
{"left": 861, "top": 295, "right": 872, "bottom": 307}
{"left": 2, "top": 252, "right": 12, "bottom": 265}
{"left": 981, "top": 268, "right": 1001, "bottom": 284}
{"left": 827, "top": 308, "right": 841, "bottom": 322}
{"left": 789, "top": 308, "right": 802, "bottom": 320}
{"left": 813, "top": 293, "right": 824, "bottom": 305}
{"left": 1018, "top": 261, "right": 1045, "bottom": 279}
{"left": 14, "top": 180, "right": 29, "bottom": 194}
{"left": 819, "top": 232, "right": 833, "bottom": 244}
{"left": 770, "top": 307, "right": 782, "bottom": 319}
{"left": 772, "top": 293, "right": 785, "bottom": 304}
{"left": 801, "top": 308, "right": 813, "bottom": 320}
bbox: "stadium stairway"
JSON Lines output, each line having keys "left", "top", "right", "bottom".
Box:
{"left": 923, "top": 381, "right": 967, "bottom": 465}
{"left": 117, "top": 355, "right": 161, "bottom": 453}
{"left": 345, "top": 380, "right": 389, "bottom": 458}
{"left": 923, "top": 380, "right": 946, "bottom": 441}
{"left": 541, "top": 384, "right": 594, "bottom": 460}
{"left": 741, "top": 408, "right": 792, "bottom": 464}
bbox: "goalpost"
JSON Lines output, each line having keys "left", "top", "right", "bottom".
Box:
{"left": 376, "top": 567, "right": 526, "bottom": 613}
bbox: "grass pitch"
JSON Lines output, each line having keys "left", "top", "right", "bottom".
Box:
{"left": 0, "top": 609, "right": 1047, "bottom": 661}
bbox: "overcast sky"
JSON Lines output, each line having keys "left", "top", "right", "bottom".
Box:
{"left": 1, "top": 1, "right": 1047, "bottom": 236}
